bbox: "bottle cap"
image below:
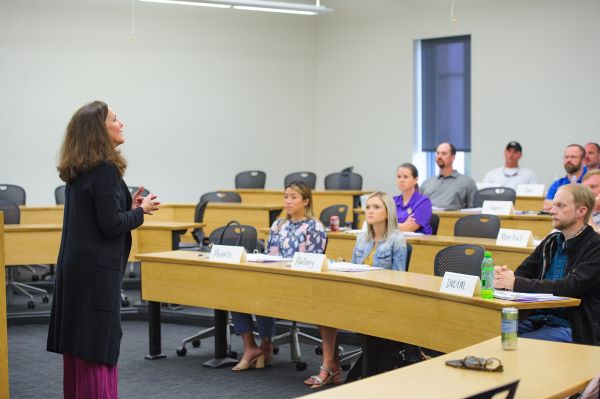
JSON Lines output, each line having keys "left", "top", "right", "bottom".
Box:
{"left": 484, "top": 251, "right": 492, "bottom": 258}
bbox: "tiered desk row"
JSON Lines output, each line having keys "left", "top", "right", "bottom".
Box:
{"left": 3, "top": 193, "right": 596, "bottom": 399}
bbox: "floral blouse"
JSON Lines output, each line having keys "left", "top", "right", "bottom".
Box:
{"left": 266, "top": 218, "right": 327, "bottom": 258}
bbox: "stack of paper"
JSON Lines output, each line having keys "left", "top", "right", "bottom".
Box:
{"left": 494, "top": 291, "right": 567, "bottom": 302}
{"left": 328, "top": 262, "right": 383, "bottom": 272}
{"left": 246, "top": 254, "right": 290, "bottom": 263}
{"left": 402, "top": 231, "right": 424, "bottom": 236}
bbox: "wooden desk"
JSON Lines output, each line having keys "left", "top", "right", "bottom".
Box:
{"left": 136, "top": 251, "right": 579, "bottom": 359}
{"left": 515, "top": 195, "right": 545, "bottom": 212}
{"left": 201, "top": 203, "right": 283, "bottom": 236}
{"left": 147, "top": 202, "right": 283, "bottom": 238}
{"left": 230, "top": 189, "right": 369, "bottom": 226}
{"left": 323, "top": 232, "right": 534, "bottom": 275}
{"left": 304, "top": 336, "right": 600, "bottom": 399}
{"left": 435, "top": 211, "right": 553, "bottom": 238}
{"left": 19, "top": 205, "right": 63, "bottom": 224}
{"left": 0, "top": 213, "right": 10, "bottom": 398}
{"left": 3, "top": 221, "right": 203, "bottom": 265}
{"left": 355, "top": 209, "right": 553, "bottom": 238}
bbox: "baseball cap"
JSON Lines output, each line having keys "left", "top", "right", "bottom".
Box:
{"left": 506, "top": 141, "right": 522, "bottom": 152}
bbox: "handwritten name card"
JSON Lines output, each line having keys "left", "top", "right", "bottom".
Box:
{"left": 496, "top": 228, "right": 534, "bottom": 248}
{"left": 482, "top": 200, "right": 514, "bottom": 215}
{"left": 209, "top": 245, "right": 247, "bottom": 263}
{"left": 516, "top": 184, "right": 545, "bottom": 196}
{"left": 440, "top": 272, "right": 481, "bottom": 297}
{"left": 291, "top": 252, "right": 329, "bottom": 272}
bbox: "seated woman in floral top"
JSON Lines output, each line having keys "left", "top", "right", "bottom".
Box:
{"left": 230, "top": 181, "right": 327, "bottom": 371}
{"left": 305, "top": 191, "right": 406, "bottom": 388}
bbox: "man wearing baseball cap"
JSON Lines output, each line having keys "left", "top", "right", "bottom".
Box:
{"left": 483, "top": 141, "right": 537, "bottom": 190}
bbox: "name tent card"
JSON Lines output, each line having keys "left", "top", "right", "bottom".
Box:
{"left": 516, "top": 184, "right": 545, "bottom": 196}
{"left": 482, "top": 200, "right": 514, "bottom": 215}
{"left": 496, "top": 228, "right": 534, "bottom": 248}
{"left": 440, "top": 272, "right": 481, "bottom": 297}
{"left": 209, "top": 245, "right": 247, "bottom": 263}
{"left": 291, "top": 252, "right": 329, "bottom": 272}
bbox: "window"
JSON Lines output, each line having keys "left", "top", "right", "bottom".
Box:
{"left": 414, "top": 35, "right": 471, "bottom": 178}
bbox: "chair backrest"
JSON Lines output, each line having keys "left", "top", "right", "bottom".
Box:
{"left": 429, "top": 213, "right": 440, "bottom": 235}
{"left": 454, "top": 214, "right": 501, "bottom": 239}
{"left": 199, "top": 191, "right": 241, "bottom": 205}
{"left": 55, "top": 185, "right": 66, "bottom": 205}
{"left": 464, "top": 380, "right": 519, "bottom": 399}
{"left": 128, "top": 186, "right": 151, "bottom": 197}
{"left": 209, "top": 221, "right": 258, "bottom": 252}
{"left": 284, "top": 172, "right": 317, "bottom": 189}
{"left": 324, "top": 172, "right": 363, "bottom": 190}
{"left": 477, "top": 187, "right": 517, "bottom": 207}
{"left": 319, "top": 204, "right": 348, "bottom": 227}
{"left": 192, "top": 191, "right": 242, "bottom": 243}
{"left": 0, "top": 199, "right": 20, "bottom": 224}
{"left": 235, "top": 170, "right": 266, "bottom": 189}
{"left": 0, "top": 184, "right": 26, "bottom": 205}
{"left": 405, "top": 243, "right": 412, "bottom": 271}
{"left": 434, "top": 244, "right": 485, "bottom": 277}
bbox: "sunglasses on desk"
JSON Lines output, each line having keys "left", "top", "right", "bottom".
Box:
{"left": 445, "top": 356, "right": 504, "bottom": 372}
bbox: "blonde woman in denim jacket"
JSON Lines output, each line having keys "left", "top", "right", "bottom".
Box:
{"left": 304, "top": 191, "right": 406, "bottom": 389}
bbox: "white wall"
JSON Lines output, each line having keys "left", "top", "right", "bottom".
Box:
{"left": 1, "top": 0, "right": 599, "bottom": 204}
{"left": 315, "top": 0, "right": 600, "bottom": 194}
{"left": 0, "top": 0, "right": 316, "bottom": 204}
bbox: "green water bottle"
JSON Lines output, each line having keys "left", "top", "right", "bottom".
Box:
{"left": 481, "top": 251, "right": 494, "bottom": 300}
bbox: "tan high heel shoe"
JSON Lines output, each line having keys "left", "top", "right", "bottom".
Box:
{"left": 307, "top": 365, "right": 343, "bottom": 389}
{"left": 231, "top": 353, "right": 266, "bottom": 371}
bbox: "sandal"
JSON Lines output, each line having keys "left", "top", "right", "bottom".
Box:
{"left": 445, "top": 356, "right": 503, "bottom": 372}
{"left": 306, "top": 365, "right": 343, "bottom": 389}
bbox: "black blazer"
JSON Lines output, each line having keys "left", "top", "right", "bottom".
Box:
{"left": 47, "top": 161, "right": 144, "bottom": 365}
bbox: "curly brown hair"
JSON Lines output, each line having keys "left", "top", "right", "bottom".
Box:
{"left": 57, "top": 101, "right": 127, "bottom": 183}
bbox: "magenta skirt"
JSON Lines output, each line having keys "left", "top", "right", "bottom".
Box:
{"left": 63, "top": 353, "right": 118, "bottom": 399}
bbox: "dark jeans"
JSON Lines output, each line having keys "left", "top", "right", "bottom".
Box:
{"left": 518, "top": 319, "right": 573, "bottom": 343}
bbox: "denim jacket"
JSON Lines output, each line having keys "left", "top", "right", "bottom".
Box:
{"left": 351, "top": 230, "right": 407, "bottom": 271}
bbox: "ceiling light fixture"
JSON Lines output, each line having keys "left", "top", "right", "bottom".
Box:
{"left": 139, "top": 0, "right": 332, "bottom": 15}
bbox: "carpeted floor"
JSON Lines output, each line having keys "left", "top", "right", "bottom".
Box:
{"left": 9, "top": 320, "right": 352, "bottom": 398}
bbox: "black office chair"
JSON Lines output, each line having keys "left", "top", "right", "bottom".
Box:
{"left": 464, "top": 380, "right": 519, "bottom": 399}
{"left": 200, "top": 191, "right": 242, "bottom": 204}
{"left": 429, "top": 213, "right": 440, "bottom": 235}
{"left": 284, "top": 172, "right": 316, "bottom": 189}
{"left": 0, "top": 199, "right": 20, "bottom": 224}
{"left": 454, "top": 214, "right": 501, "bottom": 239}
{"left": 319, "top": 204, "right": 349, "bottom": 228}
{"left": 0, "top": 184, "right": 26, "bottom": 205}
{"left": 0, "top": 184, "right": 51, "bottom": 283}
{"left": 55, "top": 185, "right": 66, "bottom": 205}
{"left": 434, "top": 244, "right": 485, "bottom": 277}
{"left": 176, "top": 222, "right": 258, "bottom": 358}
{"left": 127, "top": 186, "right": 150, "bottom": 197}
{"left": 476, "top": 187, "right": 516, "bottom": 207}
{"left": 235, "top": 170, "right": 266, "bottom": 189}
{"left": 179, "top": 191, "right": 242, "bottom": 250}
{"left": 324, "top": 170, "right": 363, "bottom": 190}
{"left": 1, "top": 200, "right": 49, "bottom": 309}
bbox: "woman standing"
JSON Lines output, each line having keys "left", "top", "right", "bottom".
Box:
{"left": 230, "top": 181, "right": 327, "bottom": 371}
{"left": 47, "top": 101, "right": 159, "bottom": 398}
{"left": 394, "top": 163, "right": 432, "bottom": 234}
{"left": 305, "top": 191, "right": 407, "bottom": 389}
